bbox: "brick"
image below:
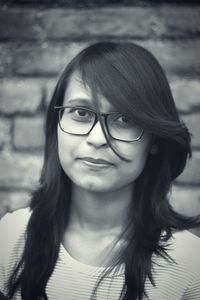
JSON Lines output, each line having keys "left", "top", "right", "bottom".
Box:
{"left": 182, "top": 113, "right": 200, "bottom": 148}
{"left": 13, "top": 43, "right": 88, "bottom": 76}
{"left": 40, "top": 6, "right": 200, "bottom": 40}
{"left": 2, "top": 6, "right": 200, "bottom": 42}
{"left": 40, "top": 7, "right": 152, "bottom": 39}
{"left": 0, "top": 191, "right": 30, "bottom": 219}
{"left": 170, "top": 185, "right": 200, "bottom": 217}
{"left": 170, "top": 79, "right": 200, "bottom": 113}
{"left": 139, "top": 40, "right": 200, "bottom": 76}
{"left": 0, "top": 8, "right": 42, "bottom": 41}
{"left": 153, "top": 6, "right": 200, "bottom": 38}
{"left": 0, "top": 150, "right": 42, "bottom": 189}
{"left": 0, "top": 118, "right": 11, "bottom": 148}
{"left": 0, "top": 44, "right": 13, "bottom": 77}
{"left": 13, "top": 116, "right": 45, "bottom": 150}
{"left": 176, "top": 151, "right": 200, "bottom": 185}
{"left": 0, "top": 79, "right": 42, "bottom": 115}
{"left": 12, "top": 40, "right": 200, "bottom": 76}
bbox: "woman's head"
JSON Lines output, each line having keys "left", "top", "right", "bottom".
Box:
{"left": 56, "top": 72, "right": 152, "bottom": 193}
{"left": 43, "top": 41, "right": 191, "bottom": 193}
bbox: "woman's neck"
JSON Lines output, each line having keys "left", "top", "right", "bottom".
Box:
{"left": 68, "top": 184, "right": 134, "bottom": 234}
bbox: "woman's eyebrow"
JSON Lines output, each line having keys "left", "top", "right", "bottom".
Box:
{"left": 66, "top": 98, "right": 92, "bottom": 106}
{"left": 65, "top": 98, "right": 117, "bottom": 112}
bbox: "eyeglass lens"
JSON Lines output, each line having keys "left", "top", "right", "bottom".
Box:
{"left": 59, "top": 107, "right": 143, "bottom": 142}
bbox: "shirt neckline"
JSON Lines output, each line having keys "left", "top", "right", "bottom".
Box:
{"left": 59, "top": 243, "right": 124, "bottom": 276}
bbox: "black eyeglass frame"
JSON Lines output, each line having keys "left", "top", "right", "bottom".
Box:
{"left": 54, "top": 105, "right": 144, "bottom": 142}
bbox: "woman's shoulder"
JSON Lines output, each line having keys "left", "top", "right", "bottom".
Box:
{"left": 0, "top": 207, "right": 32, "bottom": 232}
{"left": 171, "top": 229, "right": 200, "bottom": 254}
{"left": 156, "top": 230, "right": 200, "bottom": 277}
{"left": 0, "top": 208, "right": 32, "bottom": 293}
{"left": 149, "top": 230, "right": 200, "bottom": 299}
{"left": 0, "top": 207, "right": 32, "bottom": 253}
{"left": 167, "top": 229, "right": 200, "bottom": 275}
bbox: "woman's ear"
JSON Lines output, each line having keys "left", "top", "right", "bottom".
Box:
{"left": 150, "top": 143, "right": 160, "bottom": 155}
{"left": 149, "top": 136, "right": 160, "bottom": 155}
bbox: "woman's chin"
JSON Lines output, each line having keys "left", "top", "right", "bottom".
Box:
{"left": 74, "top": 178, "right": 116, "bottom": 193}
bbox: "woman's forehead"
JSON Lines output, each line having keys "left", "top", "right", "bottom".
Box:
{"left": 64, "top": 74, "right": 90, "bottom": 102}
{"left": 63, "top": 74, "right": 115, "bottom": 112}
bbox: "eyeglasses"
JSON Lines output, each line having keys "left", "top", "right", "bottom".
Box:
{"left": 54, "top": 106, "right": 144, "bottom": 142}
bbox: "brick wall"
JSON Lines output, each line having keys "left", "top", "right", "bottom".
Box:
{"left": 0, "top": 3, "right": 200, "bottom": 234}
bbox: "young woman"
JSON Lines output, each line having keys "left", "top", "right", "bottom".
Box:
{"left": 0, "top": 42, "right": 200, "bottom": 300}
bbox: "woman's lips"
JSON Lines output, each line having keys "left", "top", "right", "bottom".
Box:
{"left": 78, "top": 157, "right": 114, "bottom": 167}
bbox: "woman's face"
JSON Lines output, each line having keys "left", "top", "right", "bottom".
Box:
{"left": 57, "top": 73, "right": 152, "bottom": 193}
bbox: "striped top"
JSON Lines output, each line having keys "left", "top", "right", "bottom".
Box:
{"left": 0, "top": 208, "right": 200, "bottom": 299}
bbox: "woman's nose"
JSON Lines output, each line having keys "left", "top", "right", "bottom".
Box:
{"left": 86, "top": 121, "right": 107, "bottom": 147}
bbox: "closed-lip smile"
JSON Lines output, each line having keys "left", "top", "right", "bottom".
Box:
{"left": 79, "top": 157, "right": 113, "bottom": 166}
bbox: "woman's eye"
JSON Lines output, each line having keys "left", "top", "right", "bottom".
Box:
{"left": 117, "top": 115, "right": 131, "bottom": 124}
{"left": 75, "top": 109, "right": 88, "bottom": 117}
{"left": 69, "top": 108, "right": 93, "bottom": 121}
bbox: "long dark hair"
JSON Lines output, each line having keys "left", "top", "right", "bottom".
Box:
{"left": 7, "top": 42, "right": 199, "bottom": 300}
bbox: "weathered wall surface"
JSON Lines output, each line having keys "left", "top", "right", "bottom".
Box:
{"left": 0, "top": 3, "right": 200, "bottom": 233}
